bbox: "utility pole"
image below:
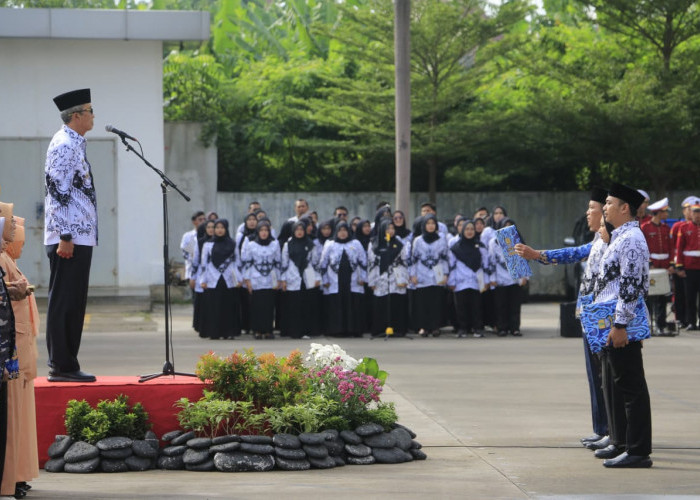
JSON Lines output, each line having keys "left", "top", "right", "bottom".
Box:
{"left": 394, "top": 0, "right": 411, "bottom": 215}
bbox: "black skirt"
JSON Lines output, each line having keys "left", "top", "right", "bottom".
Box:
{"left": 250, "top": 288, "right": 276, "bottom": 334}
{"left": 192, "top": 291, "right": 203, "bottom": 333}
{"left": 324, "top": 291, "right": 364, "bottom": 337}
{"left": 239, "top": 287, "right": 251, "bottom": 332}
{"left": 199, "top": 277, "right": 241, "bottom": 339}
{"left": 372, "top": 293, "right": 408, "bottom": 336}
{"left": 280, "top": 287, "right": 317, "bottom": 338}
{"left": 412, "top": 286, "right": 444, "bottom": 331}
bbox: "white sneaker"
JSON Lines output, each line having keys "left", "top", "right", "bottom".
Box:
{"left": 301, "top": 335, "right": 311, "bottom": 339}
{"left": 473, "top": 332, "right": 483, "bottom": 338}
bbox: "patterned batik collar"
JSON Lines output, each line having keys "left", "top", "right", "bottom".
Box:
{"left": 610, "top": 220, "right": 639, "bottom": 243}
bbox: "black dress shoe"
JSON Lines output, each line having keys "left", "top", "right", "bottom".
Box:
{"left": 603, "top": 451, "right": 653, "bottom": 468}
{"left": 585, "top": 435, "right": 610, "bottom": 450}
{"left": 47, "top": 370, "right": 96, "bottom": 382}
{"left": 580, "top": 433, "right": 603, "bottom": 445}
{"left": 594, "top": 444, "right": 625, "bottom": 459}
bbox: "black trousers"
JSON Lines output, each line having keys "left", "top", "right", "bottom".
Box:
{"left": 601, "top": 342, "right": 652, "bottom": 456}
{"left": 684, "top": 269, "right": 700, "bottom": 327}
{"left": 673, "top": 274, "right": 686, "bottom": 324}
{"left": 494, "top": 284, "right": 522, "bottom": 333}
{"left": 46, "top": 244, "right": 93, "bottom": 373}
{"left": 453, "top": 288, "right": 482, "bottom": 332}
{"left": 646, "top": 295, "right": 668, "bottom": 330}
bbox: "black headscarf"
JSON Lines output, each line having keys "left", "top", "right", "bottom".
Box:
{"left": 355, "top": 219, "right": 372, "bottom": 249}
{"left": 317, "top": 219, "right": 334, "bottom": 246}
{"left": 453, "top": 216, "right": 468, "bottom": 237}
{"left": 370, "top": 206, "right": 392, "bottom": 239}
{"left": 491, "top": 205, "right": 508, "bottom": 228}
{"left": 240, "top": 213, "right": 258, "bottom": 250}
{"left": 197, "top": 220, "right": 213, "bottom": 254}
{"left": 496, "top": 217, "right": 525, "bottom": 244}
{"left": 393, "top": 210, "right": 410, "bottom": 239}
{"left": 412, "top": 216, "right": 424, "bottom": 240}
{"left": 288, "top": 221, "right": 313, "bottom": 273}
{"left": 373, "top": 218, "right": 404, "bottom": 274}
{"left": 334, "top": 220, "right": 352, "bottom": 244}
{"left": 421, "top": 214, "right": 440, "bottom": 244}
{"left": 473, "top": 216, "right": 485, "bottom": 236}
{"left": 299, "top": 214, "right": 316, "bottom": 238}
{"left": 254, "top": 220, "right": 274, "bottom": 246}
{"left": 211, "top": 219, "right": 236, "bottom": 267}
{"left": 450, "top": 220, "right": 481, "bottom": 272}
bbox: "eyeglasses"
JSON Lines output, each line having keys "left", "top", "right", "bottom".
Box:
{"left": 337, "top": 212, "right": 348, "bottom": 217}
{"left": 77, "top": 107, "right": 94, "bottom": 115}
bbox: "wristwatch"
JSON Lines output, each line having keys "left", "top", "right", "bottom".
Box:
{"left": 60, "top": 233, "right": 72, "bottom": 242}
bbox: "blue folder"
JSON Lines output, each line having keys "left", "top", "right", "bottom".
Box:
{"left": 496, "top": 225, "right": 532, "bottom": 280}
{"left": 580, "top": 295, "right": 650, "bottom": 353}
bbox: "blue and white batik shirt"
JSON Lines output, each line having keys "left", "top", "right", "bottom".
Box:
{"left": 44, "top": 125, "right": 98, "bottom": 246}
{"left": 593, "top": 221, "right": 649, "bottom": 326}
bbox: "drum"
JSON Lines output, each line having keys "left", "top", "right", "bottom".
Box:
{"left": 648, "top": 268, "right": 671, "bottom": 296}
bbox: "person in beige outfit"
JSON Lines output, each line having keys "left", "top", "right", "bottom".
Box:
{"left": 0, "top": 213, "right": 39, "bottom": 498}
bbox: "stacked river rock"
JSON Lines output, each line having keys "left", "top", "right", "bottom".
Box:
{"left": 45, "top": 424, "right": 426, "bottom": 473}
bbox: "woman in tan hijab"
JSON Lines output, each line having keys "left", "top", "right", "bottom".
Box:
{"left": 0, "top": 211, "right": 39, "bottom": 498}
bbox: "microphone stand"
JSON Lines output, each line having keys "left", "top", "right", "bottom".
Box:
{"left": 117, "top": 136, "right": 197, "bottom": 383}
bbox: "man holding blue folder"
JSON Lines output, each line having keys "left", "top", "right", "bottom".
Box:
{"left": 593, "top": 183, "right": 653, "bottom": 468}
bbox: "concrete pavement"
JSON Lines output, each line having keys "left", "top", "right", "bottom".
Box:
{"left": 26, "top": 300, "right": 700, "bottom": 499}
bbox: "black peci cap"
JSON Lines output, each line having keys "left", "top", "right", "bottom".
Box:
{"left": 590, "top": 186, "right": 608, "bottom": 205}
{"left": 609, "top": 183, "right": 646, "bottom": 213}
{"left": 53, "top": 88, "right": 91, "bottom": 111}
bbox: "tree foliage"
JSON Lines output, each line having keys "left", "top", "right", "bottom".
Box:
{"left": 12, "top": 0, "right": 700, "bottom": 193}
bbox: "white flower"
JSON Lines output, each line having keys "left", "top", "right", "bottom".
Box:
{"left": 305, "top": 343, "right": 359, "bottom": 370}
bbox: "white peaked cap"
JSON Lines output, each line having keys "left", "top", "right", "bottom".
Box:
{"left": 648, "top": 197, "right": 669, "bottom": 212}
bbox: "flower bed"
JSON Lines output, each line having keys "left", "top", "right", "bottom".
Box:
{"left": 44, "top": 344, "right": 427, "bottom": 473}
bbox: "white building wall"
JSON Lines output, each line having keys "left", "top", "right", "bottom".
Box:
{"left": 0, "top": 38, "right": 165, "bottom": 287}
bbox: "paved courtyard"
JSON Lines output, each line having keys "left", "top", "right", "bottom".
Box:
{"left": 26, "top": 299, "right": 700, "bottom": 499}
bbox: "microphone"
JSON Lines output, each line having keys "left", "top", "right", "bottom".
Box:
{"left": 105, "top": 124, "right": 138, "bottom": 141}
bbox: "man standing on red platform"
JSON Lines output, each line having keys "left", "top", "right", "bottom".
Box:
{"left": 641, "top": 198, "right": 674, "bottom": 335}
{"left": 675, "top": 203, "right": 700, "bottom": 331}
{"left": 44, "top": 88, "right": 97, "bottom": 383}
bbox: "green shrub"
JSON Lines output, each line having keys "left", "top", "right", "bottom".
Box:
{"left": 353, "top": 402, "right": 398, "bottom": 430}
{"left": 64, "top": 395, "right": 151, "bottom": 444}
{"left": 195, "top": 349, "right": 308, "bottom": 408}
{"left": 176, "top": 391, "right": 266, "bottom": 438}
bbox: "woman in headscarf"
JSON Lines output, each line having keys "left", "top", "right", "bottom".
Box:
{"left": 279, "top": 221, "right": 321, "bottom": 339}
{"left": 392, "top": 210, "right": 411, "bottom": 241}
{"left": 242, "top": 220, "right": 281, "bottom": 339}
{"left": 354, "top": 219, "right": 372, "bottom": 250}
{"left": 191, "top": 219, "right": 215, "bottom": 333}
{"left": 312, "top": 218, "right": 334, "bottom": 336}
{"left": 488, "top": 217, "right": 527, "bottom": 336}
{"left": 448, "top": 220, "right": 491, "bottom": 338}
{"left": 445, "top": 215, "right": 469, "bottom": 332}
{"left": 410, "top": 214, "right": 449, "bottom": 337}
{"left": 356, "top": 218, "right": 374, "bottom": 333}
{"left": 368, "top": 218, "right": 410, "bottom": 337}
{"left": 0, "top": 216, "right": 21, "bottom": 498}
{"left": 0, "top": 216, "right": 39, "bottom": 498}
{"left": 236, "top": 213, "right": 258, "bottom": 335}
{"left": 350, "top": 216, "right": 362, "bottom": 236}
{"left": 369, "top": 206, "right": 393, "bottom": 240}
{"left": 198, "top": 220, "right": 241, "bottom": 340}
{"left": 449, "top": 216, "right": 468, "bottom": 247}
{"left": 319, "top": 220, "right": 367, "bottom": 337}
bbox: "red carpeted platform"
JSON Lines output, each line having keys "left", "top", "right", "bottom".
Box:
{"left": 35, "top": 376, "right": 205, "bottom": 467}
